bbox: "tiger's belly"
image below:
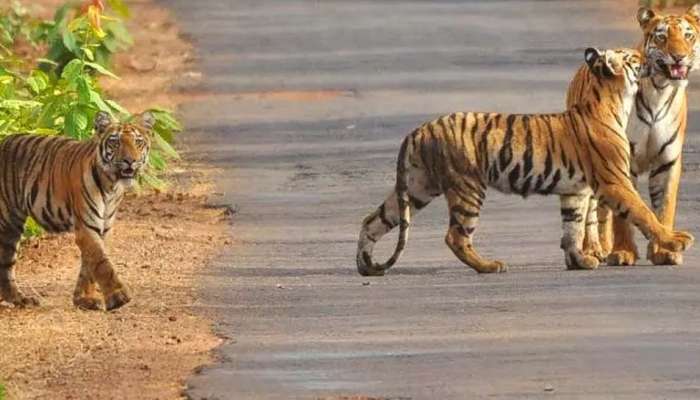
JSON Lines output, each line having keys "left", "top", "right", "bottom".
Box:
{"left": 487, "top": 167, "right": 588, "bottom": 197}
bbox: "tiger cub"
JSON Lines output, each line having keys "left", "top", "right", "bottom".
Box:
{"left": 356, "top": 48, "right": 693, "bottom": 277}
{"left": 0, "top": 111, "right": 153, "bottom": 310}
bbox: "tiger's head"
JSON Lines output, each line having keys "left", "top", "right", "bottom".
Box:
{"left": 637, "top": 5, "right": 700, "bottom": 85}
{"left": 584, "top": 47, "right": 647, "bottom": 97}
{"left": 94, "top": 111, "right": 154, "bottom": 185}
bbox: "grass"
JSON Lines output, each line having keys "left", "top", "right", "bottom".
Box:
{"left": 0, "top": 382, "right": 6, "bottom": 400}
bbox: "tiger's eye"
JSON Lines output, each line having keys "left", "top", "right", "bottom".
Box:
{"left": 685, "top": 32, "right": 695, "bottom": 41}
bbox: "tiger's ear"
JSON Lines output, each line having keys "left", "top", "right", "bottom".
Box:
{"left": 94, "top": 111, "right": 114, "bottom": 135}
{"left": 584, "top": 47, "right": 602, "bottom": 70}
{"left": 637, "top": 7, "right": 657, "bottom": 29}
{"left": 686, "top": 4, "right": 700, "bottom": 24}
{"left": 135, "top": 111, "right": 156, "bottom": 133}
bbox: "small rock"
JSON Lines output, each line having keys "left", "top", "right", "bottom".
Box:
{"left": 544, "top": 384, "right": 555, "bottom": 392}
{"left": 276, "top": 284, "right": 284, "bottom": 289}
{"left": 362, "top": 281, "right": 370, "bottom": 286}
{"left": 168, "top": 316, "right": 177, "bottom": 322}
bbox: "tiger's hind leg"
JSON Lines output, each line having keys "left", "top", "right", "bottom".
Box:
{"left": 597, "top": 205, "right": 613, "bottom": 257}
{"left": 647, "top": 157, "right": 683, "bottom": 265}
{"left": 444, "top": 182, "right": 505, "bottom": 273}
{"left": 0, "top": 227, "right": 40, "bottom": 307}
{"left": 607, "top": 216, "right": 639, "bottom": 266}
{"left": 560, "top": 194, "right": 599, "bottom": 270}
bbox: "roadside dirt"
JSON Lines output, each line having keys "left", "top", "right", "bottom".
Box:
{"left": 0, "top": 1, "right": 226, "bottom": 399}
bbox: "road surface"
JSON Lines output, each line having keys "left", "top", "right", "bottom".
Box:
{"left": 160, "top": 0, "right": 700, "bottom": 398}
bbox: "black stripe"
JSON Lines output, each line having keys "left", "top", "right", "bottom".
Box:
{"left": 508, "top": 164, "right": 521, "bottom": 192}
{"left": 499, "top": 115, "right": 516, "bottom": 171}
{"left": 657, "top": 126, "right": 680, "bottom": 156}
{"left": 650, "top": 158, "right": 677, "bottom": 178}
{"left": 451, "top": 205, "right": 479, "bottom": 219}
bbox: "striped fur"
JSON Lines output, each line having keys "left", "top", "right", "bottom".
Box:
{"left": 0, "top": 111, "right": 153, "bottom": 310}
{"left": 572, "top": 6, "right": 700, "bottom": 267}
{"left": 356, "top": 48, "right": 694, "bottom": 276}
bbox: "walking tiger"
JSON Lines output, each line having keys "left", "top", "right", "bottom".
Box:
{"left": 356, "top": 48, "right": 693, "bottom": 276}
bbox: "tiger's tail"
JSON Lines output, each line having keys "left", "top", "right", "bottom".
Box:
{"left": 356, "top": 135, "right": 413, "bottom": 276}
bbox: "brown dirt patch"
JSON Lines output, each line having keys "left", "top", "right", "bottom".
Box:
{"left": 1, "top": 1, "right": 226, "bottom": 399}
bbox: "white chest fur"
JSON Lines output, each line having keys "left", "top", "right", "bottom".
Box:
{"left": 626, "top": 76, "right": 687, "bottom": 174}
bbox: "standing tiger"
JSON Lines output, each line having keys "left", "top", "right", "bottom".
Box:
{"left": 570, "top": 6, "right": 700, "bottom": 266}
{"left": 356, "top": 48, "right": 694, "bottom": 277}
{"left": 0, "top": 111, "right": 153, "bottom": 310}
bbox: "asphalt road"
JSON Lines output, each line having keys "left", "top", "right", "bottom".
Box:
{"left": 161, "top": 1, "right": 700, "bottom": 398}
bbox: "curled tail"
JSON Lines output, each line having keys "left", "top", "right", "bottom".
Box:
{"left": 356, "top": 135, "right": 413, "bottom": 276}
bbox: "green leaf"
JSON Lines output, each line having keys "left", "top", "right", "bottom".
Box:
{"left": 61, "top": 59, "right": 84, "bottom": 83}
{"left": 0, "top": 99, "right": 42, "bottom": 109}
{"left": 89, "top": 89, "right": 112, "bottom": 113}
{"left": 105, "top": 99, "right": 129, "bottom": 116}
{"left": 84, "top": 61, "right": 119, "bottom": 79}
{"left": 61, "top": 30, "right": 79, "bottom": 55}
{"left": 76, "top": 76, "right": 91, "bottom": 103}
{"left": 153, "top": 132, "right": 180, "bottom": 159}
{"left": 82, "top": 47, "right": 94, "bottom": 61}
{"left": 66, "top": 107, "right": 89, "bottom": 138}
{"left": 35, "top": 58, "right": 58, "bottom": 66}
{"left": 139, "top": 171, "right": 167, "bottom": 190}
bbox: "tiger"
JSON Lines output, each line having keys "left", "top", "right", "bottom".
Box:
{"left": 356, "top": 47, "right": 694, "bottom": 277}
{"left": 570, "top": 5, "right": 700, "bottom": 267}
{"left": 0, "top": 111, "right": 153, "bottom": 310}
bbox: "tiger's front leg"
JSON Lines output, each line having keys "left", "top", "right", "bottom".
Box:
{"left": 581, "top": 196, "right": 607, "bottom": 261}
{"left": 606, "top": 174, "right": 640, "bottom": 266}
{"left": 647, "top": 156, "right": 684, "bottom": 265}
{"left": 73, "top": 262, "right": 103, "bottom": 310}
{"left": 560, "top": 193, "right": 600, "bottom": 270}
{"left": 75, "top": 225, "right": 131, "bottom": 311}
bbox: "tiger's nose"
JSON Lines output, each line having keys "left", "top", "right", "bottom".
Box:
{"left": 671, "top": 53, "right": 685, "bottom": 63}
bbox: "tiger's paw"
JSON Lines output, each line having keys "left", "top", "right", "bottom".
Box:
{"left": 474, "top": 260, "right": 507, "bottom": 274}
{"left": 647, "top": 245, "right": 684, "bottom": 266}
{"left": 582, "top": 243, "right": 607, "bottom": 262}
{"left": 12, "top": 294, "right": 40, "bottom": 308}
{"left": 74, "top": 296, "right": 104, "bottom": 311}
{"left": 607, "top": 250, "right": 638, "bottom": 266}
{"left": 105, "top": 287, "right": 132, "bottom": 311}
{"left": 657, "top": 231, "right": 694, "bottom": 253}
{"left": 566, "top": 251, "right": 600, "bottom": 270}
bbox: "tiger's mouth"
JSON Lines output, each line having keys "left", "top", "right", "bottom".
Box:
{"left": 118, "top": 167, "right": 137, "bottom": 180}
{"left": 658, "top": 60, "right": 689, "bottom": 80}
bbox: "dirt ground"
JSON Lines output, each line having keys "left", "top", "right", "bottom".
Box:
{"left": 0, "top": 1, "right": 226, "bottom": 399}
